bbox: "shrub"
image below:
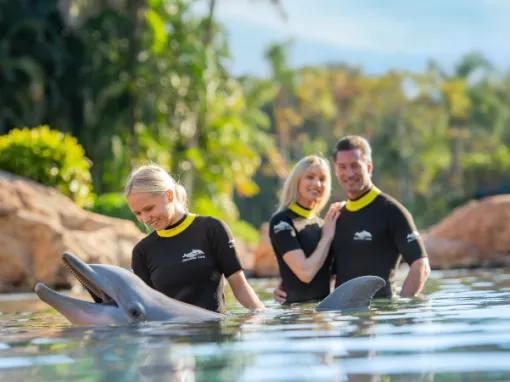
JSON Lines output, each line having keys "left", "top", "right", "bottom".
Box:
{"left": 0, "top": 125, "right": 94, "bottom": 206}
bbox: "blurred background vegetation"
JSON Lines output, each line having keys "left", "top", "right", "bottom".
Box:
{"left": 1, "top": 0, "right": 510, "bottom": 243}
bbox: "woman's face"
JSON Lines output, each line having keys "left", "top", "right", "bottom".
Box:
{"left": 297, "top": 164, "right": 328, "bottom": 208}
{"left": 127, "top": 191, "right": 174, "bottom": 231}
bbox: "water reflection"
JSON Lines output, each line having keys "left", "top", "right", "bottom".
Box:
{"left": 1, "top": 269, "right": 510, "bottom": 381}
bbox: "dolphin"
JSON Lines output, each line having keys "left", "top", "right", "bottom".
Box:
{"left": 34, "top": 253, "right": 386, "bottom": 325}
{"left": 34, "top": 252, "right": 224, "bottom": 325}
{"left": 315, "top": 275, "right": 386, "bottom": 312}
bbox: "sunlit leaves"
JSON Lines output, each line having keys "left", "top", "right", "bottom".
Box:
{"left": 441, "top": 78, "right": 471, "bottom": 120}
{"left": 145, "top": 9, "right": 168, "bottom": 54}
{"left": 0, "top": 125, "right": 94, "bottom": 206}
{"left": 257, "top": 50, "right": 510, "bottom": 226}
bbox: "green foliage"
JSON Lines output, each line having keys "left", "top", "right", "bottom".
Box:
{"left": 126, "top": 0, "right": 277, "bottom": 224}
{"left": 91, "top": 192, "right": 132, "bottom": 220}
{"left": 0, "top": 125, "right": 94, "bottom": 206}
{"left": 239, "top": 49, "right": 510, "bottom": 228}
{"left": 193, "top": 195, "right": 259, "bottom": 245}
{"left": 230, "top": 220, "right": 260, "bottom": 246}
{"left": 462, "top": 145, "right": 510, "bottom": 190}
{"left": 90, "top": 192, "right": 145, "bottom": 231}
{"left": 0, "top": 0, "right": 274, "bottom": 228}
{"left": 0, "top": 0, "right": 73, "bottom": 132}
{"left": 2, "top": 1, "right": 510, "bottom": 232}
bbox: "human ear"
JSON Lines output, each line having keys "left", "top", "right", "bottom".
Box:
{"left": 367, "top": 160, "right": 373, "bottom": 174}
{"left": 166, "top": 189, "right": 174, "bottom": 202}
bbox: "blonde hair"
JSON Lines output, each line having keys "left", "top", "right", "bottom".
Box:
{"left": 277, "top": 155, "right": 331, "bottom": 215}
{"left": 124, "top": 164, "right": 188, "bottom": 211}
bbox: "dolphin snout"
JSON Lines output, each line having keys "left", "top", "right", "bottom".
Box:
{"left": 34, "top": 282, "right": 49, "bottom": 296}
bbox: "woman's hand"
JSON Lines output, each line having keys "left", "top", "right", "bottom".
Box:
{"left": 321, "top": 201, "right": 344, "bottom": 242}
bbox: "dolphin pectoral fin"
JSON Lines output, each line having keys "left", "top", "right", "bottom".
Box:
{"left": 315, "top": 275, "right": 386, "bottom": 312}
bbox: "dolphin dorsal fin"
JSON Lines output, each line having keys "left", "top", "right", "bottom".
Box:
{"left": 315, "top": 275, "right": 386, "bottom": 312}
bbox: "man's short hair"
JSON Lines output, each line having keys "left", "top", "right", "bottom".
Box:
{"left": 333, "top": 135, "right": 372, "bottom": 163}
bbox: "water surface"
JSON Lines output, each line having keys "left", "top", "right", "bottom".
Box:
{"left": 1, "top": 269, "right": 510, "bottom": 381}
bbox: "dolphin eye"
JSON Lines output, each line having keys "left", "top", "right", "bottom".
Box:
{"left": 127, "top": 302, "right": 145, "bottom": 321}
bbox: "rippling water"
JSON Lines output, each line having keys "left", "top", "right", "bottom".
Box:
{"left": 1, "top": 269, "right": 510, "bottom": 381}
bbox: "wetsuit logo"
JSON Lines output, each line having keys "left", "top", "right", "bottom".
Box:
{"left": 273, "top": 221, "right": 293, "bottom": 234}
{"left": 182, "top": 249, "right": 206, "bottom": 262}
{"left": 228, "top": 239, "right": 235, "bottom": 249}
{"left": 406, "top": 231, "right": 420, "bottom": 243}
{"left": 353, "top": 230, "right": 372, "bottom": 241}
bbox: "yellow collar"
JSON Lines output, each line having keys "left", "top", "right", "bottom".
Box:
{"left": 289, "top": 202, "right": 314, "bottom": 219}
{"left": 156, "top": 214, "right": 197, "bottom": 237}
{"left": 345, "top": 186, "right": 381, "bottom": 212}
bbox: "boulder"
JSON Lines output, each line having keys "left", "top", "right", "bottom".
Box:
{"left": 0, "top": 171, "right": 144, "bottom": 292}
{"left": 423, "top": 195, "right": 510, "bottom": 268}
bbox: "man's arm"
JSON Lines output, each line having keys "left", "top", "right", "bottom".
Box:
{"left": 400, "top": 257, "right": 431, "bottom": 297}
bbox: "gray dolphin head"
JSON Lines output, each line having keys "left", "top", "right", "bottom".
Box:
{"left": 34, "top": 253, "right": 224, "bottom": 325}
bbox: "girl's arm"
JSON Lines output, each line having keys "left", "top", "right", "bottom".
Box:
{"left": 282, "top": 204, "right": 341, "bottom": 283}
{"left": 227, "top": 270, "right": 265, "bottom": 311}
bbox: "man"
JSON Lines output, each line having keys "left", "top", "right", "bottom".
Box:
{"left": 275, "top": 135, "right": 430, "bottom": 300}
{"left": 330, "top": 135, "right": 430, "bottom": 298}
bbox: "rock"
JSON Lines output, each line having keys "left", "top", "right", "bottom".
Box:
{"left": 0, "top": 172, "right": 144, "bottom": 292}
{"left": 252, "top": 223, "right": 279, "bottom": 277}
{"left": 423, "top": 195, "right": 510, "bottom": 268}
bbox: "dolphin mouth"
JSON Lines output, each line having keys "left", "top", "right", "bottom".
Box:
{"left": 34, "top": 253, "right": 118, "bottom": 309}
{"left": 60, "top": 252, "right": 117, "bottom": 306}
{"left": 33, "top": 253, "right": 128, "bottom": 324}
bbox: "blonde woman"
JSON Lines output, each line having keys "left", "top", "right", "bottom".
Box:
{"left": 269, "top": 155, "right": 342, "bottom": 303}
{"left": 125, "top": 164, "right": 264, "bottom": 313}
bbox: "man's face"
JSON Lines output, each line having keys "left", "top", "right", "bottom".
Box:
{"left": 333, "top": 149, "right": 373, "bottom": 199}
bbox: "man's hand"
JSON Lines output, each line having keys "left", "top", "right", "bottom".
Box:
{"left": 273, "top": 281, "right": 287, "bottom": 304}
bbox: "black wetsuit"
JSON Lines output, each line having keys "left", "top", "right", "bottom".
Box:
{"left": 131, "top": 214, "right": 242, "bottom": 313}
{"left": 269, "top": 203, "right": 332, "bottom": 303}
{"left": 330, "top": 186, "right": 427, "bottom": 298}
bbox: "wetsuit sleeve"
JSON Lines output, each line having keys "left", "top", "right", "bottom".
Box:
{"left": 268, "top": 215, "right": 302, "bottom": 259}
{"left": 387, "top": 202, "right": 428, "bottom": 265}
{"left": 209, "top": 218, "right": 243, "bottom": 278}
{"left": 131, "top": 242, "right": 154, "bottom": 288}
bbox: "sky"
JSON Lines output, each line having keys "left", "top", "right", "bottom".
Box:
{"left": 192, "top": 0, "right": 510, "bottom": 77}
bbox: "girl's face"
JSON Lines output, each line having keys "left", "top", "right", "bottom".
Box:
{"left": 127, "top": 191, "right": 174, "bottom": 231}
{"left": 297, "top": 164, "right": 328, "bottom": 208}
